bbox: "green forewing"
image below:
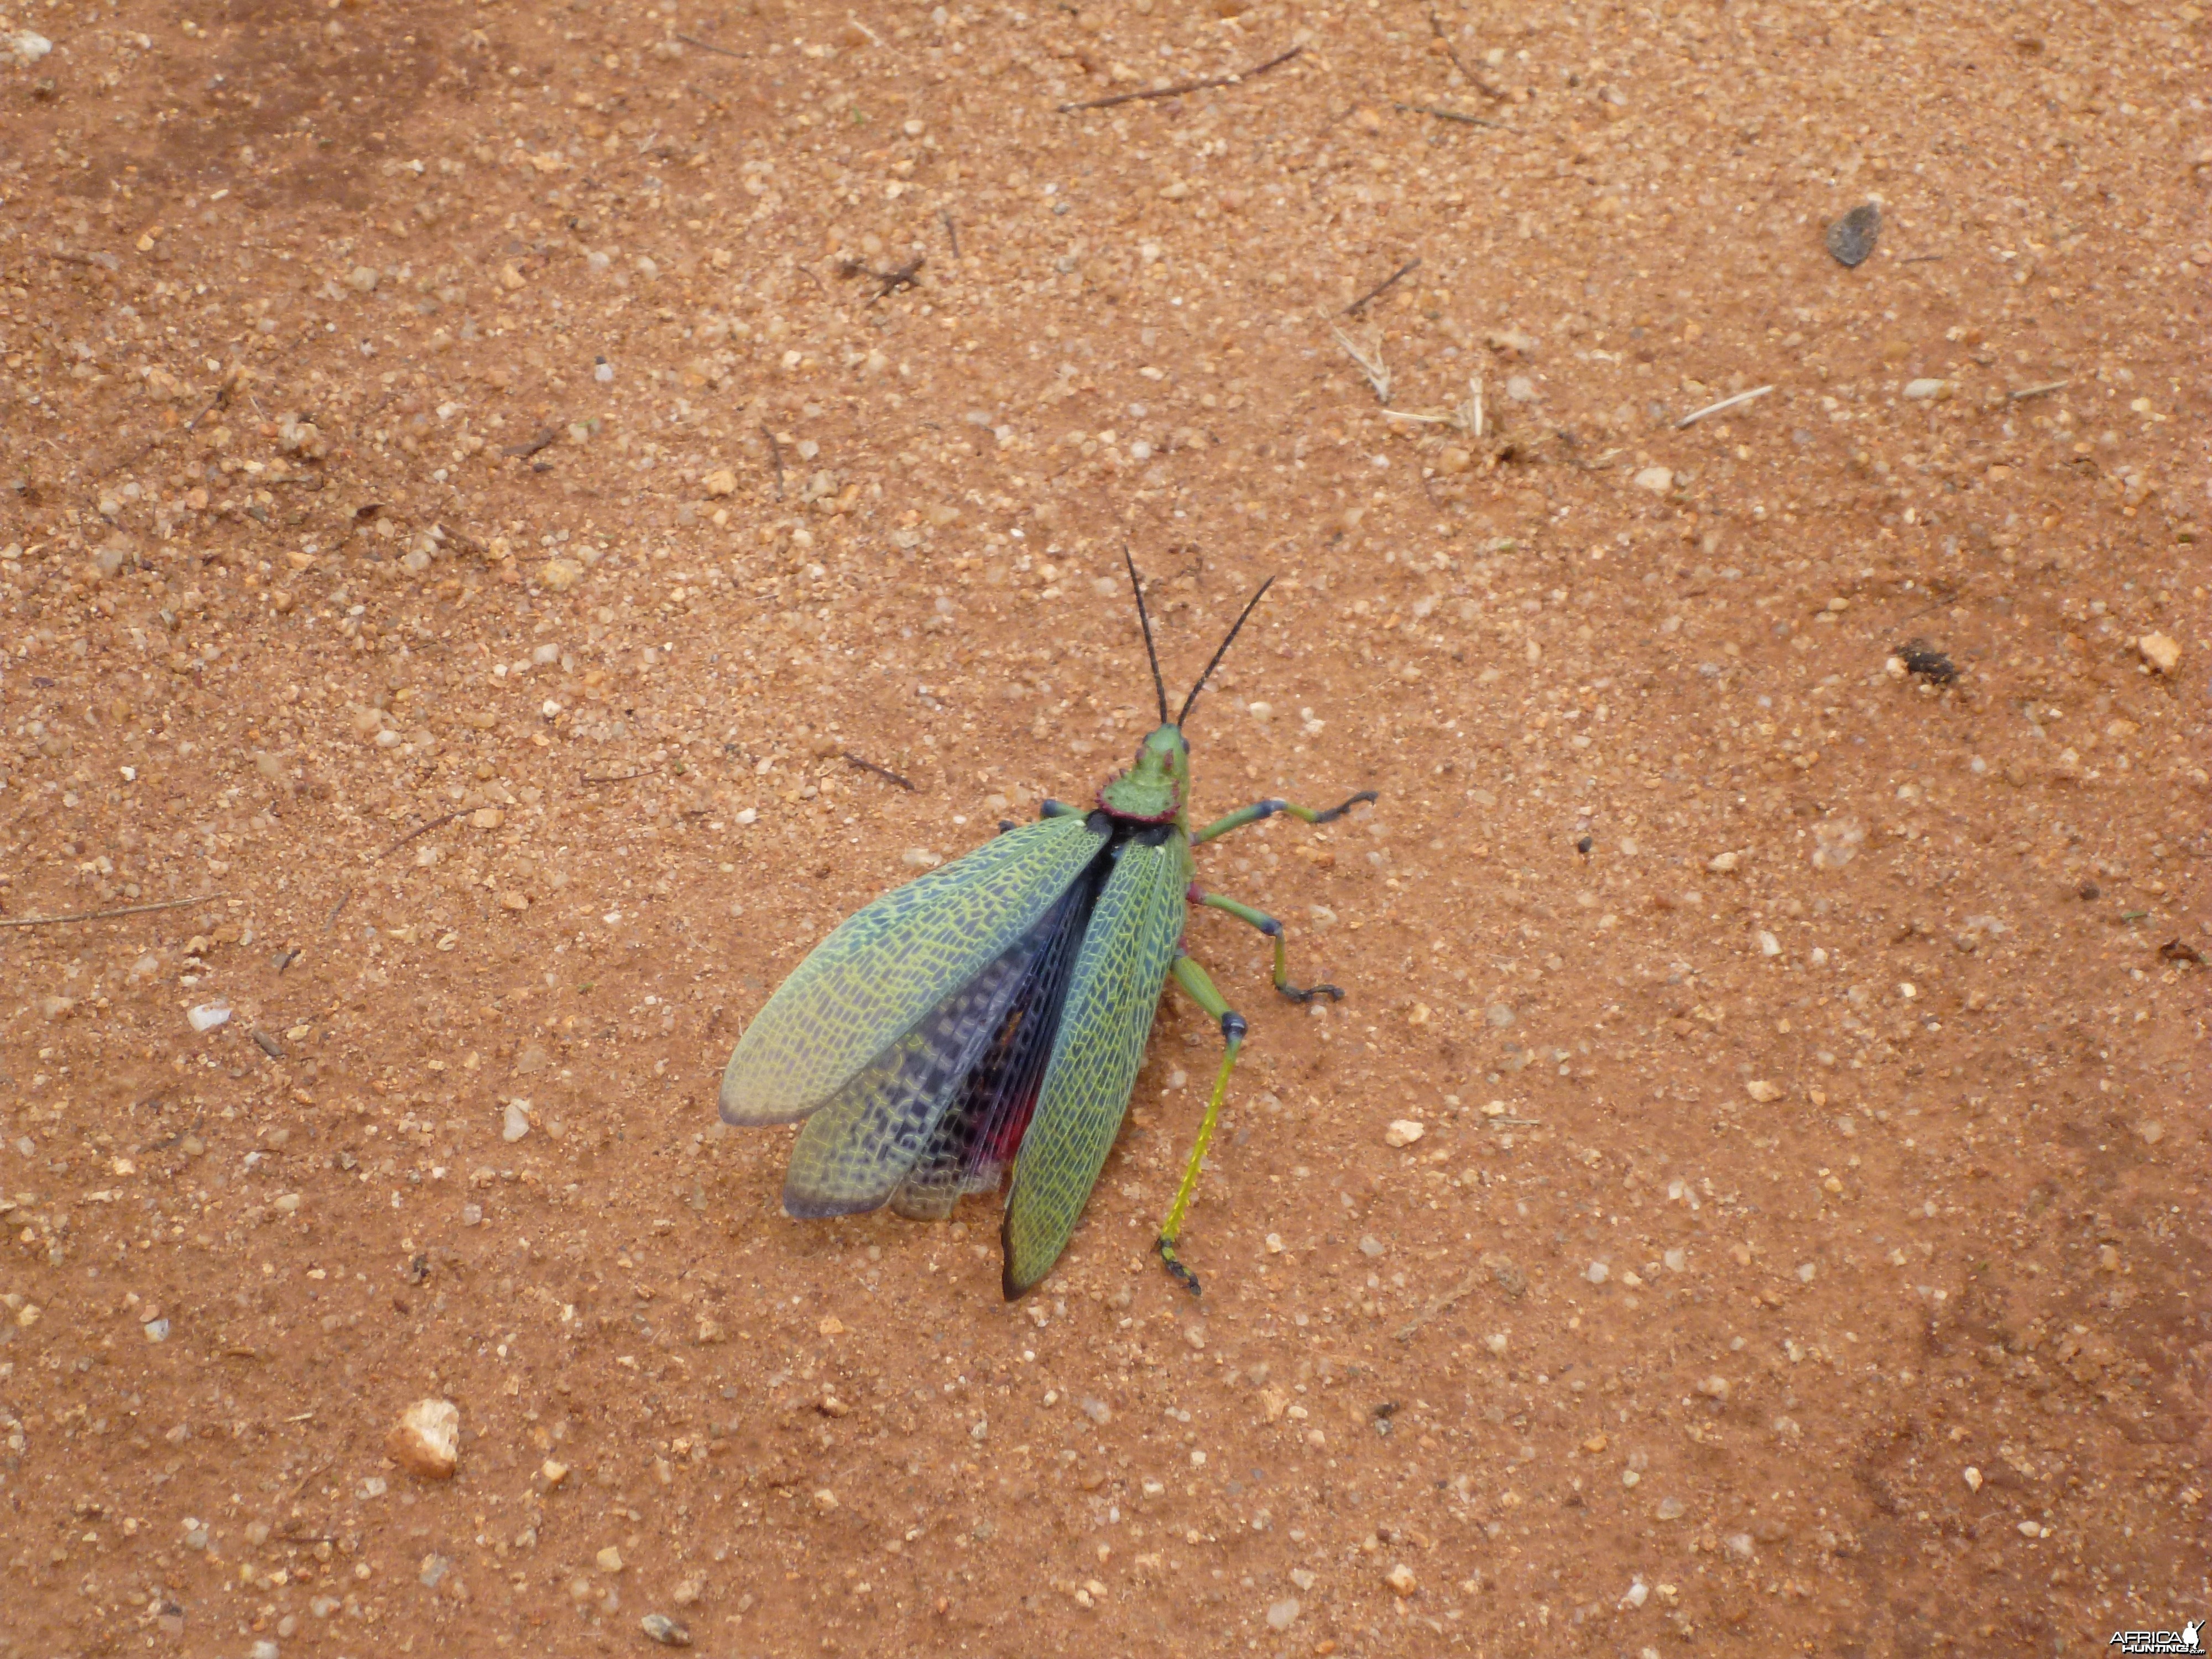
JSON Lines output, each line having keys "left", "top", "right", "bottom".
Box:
{"left": 1001, "top": 830, "right": 1191, "bottom": 1296}
{"left": 719, "top": 813, "right": 1110, "bottom": 1126}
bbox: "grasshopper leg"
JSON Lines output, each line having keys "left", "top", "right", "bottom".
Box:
{"left": 1155, "top": 954, "right": 1246, "bottom": 1298}
{"left": 1190, "top": 789, "right": 1378, "bottom": 847}
{"left": 1195, "top": 890, "right": 1345, "bottom": 1004}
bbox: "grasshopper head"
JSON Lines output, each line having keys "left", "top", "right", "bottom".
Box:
{"left": 1098, "top": 723, "right": 1189, "bottom": 824}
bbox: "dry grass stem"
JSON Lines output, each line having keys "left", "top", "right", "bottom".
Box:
{"left": 1676, "top": 384, "right": 1776, "bottom": 428}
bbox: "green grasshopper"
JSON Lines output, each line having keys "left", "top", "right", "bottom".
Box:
{"left": 718, "top": 555, "right": 1374, "bottom": 1298}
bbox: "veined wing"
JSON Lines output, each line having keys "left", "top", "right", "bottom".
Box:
{"left": 782, "top": 888, "right": 1075, "bottom": 1218}
{"left": 888, "top": 856, "right": 1105, "bottom": 1221}
{"left": 1000, "top": 828, "right": 1188, "bottom": 1298}
{"left": 719, "top": 812, "right": 1109, "bottom": 1126}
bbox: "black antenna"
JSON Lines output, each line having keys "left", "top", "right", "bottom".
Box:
{"left": 1177, "top": 576, "right": 1275, "bottom": 728}
{"left": 1124, "top": 545, "right": 1169, "bottom": 725}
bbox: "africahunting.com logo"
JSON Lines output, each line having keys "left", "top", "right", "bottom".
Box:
{"left": 2108, "top": 1621, "right": 2203, "bottom": 1656}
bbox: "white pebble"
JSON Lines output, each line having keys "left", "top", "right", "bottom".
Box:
{"left": 1902, "top": 378, "right": 1945, "bottom": 400}
{"left": 503, "top": 1101, "right": 531, "bottom": 1143}
{"left": 1383, "top": 1119, "right": 1425, "bottom": 1148}
{"left": 1585, "top": 1261, "right": 1610, "bottom": 1285}
{"left": 187, "top": 1002, "right": 232, "bottom": 1033}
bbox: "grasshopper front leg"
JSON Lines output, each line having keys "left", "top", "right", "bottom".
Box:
{"left": 1155, "top": 953, "right": 1246, "bottom": 1298}
{"left": 1191, "top": 789, "right": 1377, "bottom": 847}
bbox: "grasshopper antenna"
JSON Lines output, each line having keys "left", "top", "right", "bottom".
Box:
{"left": 1176, "top": 575, "right": 1275, "bottom": 728}
{"left": 1124, "top": 545, "right": 1169, "bottom": 726}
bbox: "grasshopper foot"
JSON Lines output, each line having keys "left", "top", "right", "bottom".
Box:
{"left": 1277, "top": 980, "right": 1346, "bottom": 1004}
{"left": 1155, "top": 1236, "right": 1203, "bottom": 1298}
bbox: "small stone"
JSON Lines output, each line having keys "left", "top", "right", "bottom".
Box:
{"left": 1266, "top": 1598, "right": 1301, "bottom": 1631}
{"left": 812, "top": 1489, "right": 839, "bottom": 1512}
{"left": 1964, "top": 1467, "right": 1983, "bottom": 1493}
{"left": 187, "top": 1001, "right": 232, "bottom": 1033}
{"left": 1079, "top": 1396, "right": 1113, "bottom": 1425}
{"left": 1724, "top": 1532, "right": 1755, "bottom": 1561}
{"left": 1585, "top": 1261, "right": 1610, "bottom": 1285}
{"left": 1505, "top": 374, "right": 1537, "bottom": 403}
{"left": 2016, "top": 1520, "right": 2042, "bottom": 1538}
{"left": 1632, "top": 466, "right": 1674, "bottom": 494}
{"left": 502, "top": 1101, "right": 531, "bottom": 1142}
{"left": 514, "top": 1043, "right": 551, "bottom": 1073}
{"left": 1655, "top": 1496, "right": 1686, "bottom": 1520}
{"left": 641, "top": 1613, "right": 693, "bottom": 1648}
{"left": 670, "top": 1575, "right": 705, "bottom": 1608}
{"left": 348, "top": 264, "right": 380, "bottom": 293}
{"left": 1384, "top": 1563, "right": 1418, "bottom": 1597}
{"left": 418, "top": 1554, "right": 451, "bottom": 1588}
{"left": 702, "top": 469, "right": 738, "bottom": 498}
{"left": 2137, "top": 633, "right": 2182, "bottom": 673}
{"left": 385, "top": 1399, "right": 460, "bottom": 1479}
{"left": 1621, "top": 1579, "right": 1649, "bottom": 1610}
{"left": 1902, "top": 378, "right": 1947, "bottom": 400}
{"left": 1812, "top": 820, "right": 1865, "bottom": 870}
{"left": 817, "top": 1314, "right": 845, "bottom": 1337}
{"left": 1744, "top": 1080, "right": 1782, "bottom": 1104}
{"left": 1358, "top": 1234, "right": 1386, "bottom": 1258}
{"left": 470, "top": 806, "right": 506, "bottom": 830}
{"left": 540, "top": 558, "right": 584, "bottom": 592}
{"left": 1825, "top": 203, "right": 1881, "bottom": 267}
{"left": 541, "top": 1459, "right": 570, "bottom": 1489}
{"left": 597, "top": 1546, "right": 625, "bottom": 1573}
{"left": 1383, "top": 1119, "right": 1425, "bottom": 1148}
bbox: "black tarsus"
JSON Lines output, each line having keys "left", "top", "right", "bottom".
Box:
{"left": 1306, "top": 788, "right": 1380, "bottom": 826}
{"left": 1221, "top": 1011, "right": 1248, "bottom": 1043}
{"left": 1156, "top": 1236, "right": 1202, "bottom": 1297}
{"left": 1124, "top": 546, "right": 1170, "bottom": 725}
{"left": 1279, "top": 979, "right": 1345, "bottom": 1005}
{"left": 1177, "top": 576, "right": 1276, "bottom": 728}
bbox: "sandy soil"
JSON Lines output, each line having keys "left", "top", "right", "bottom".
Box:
{"left": 2, "top": 0, "right": 2209, "bottom": 1653}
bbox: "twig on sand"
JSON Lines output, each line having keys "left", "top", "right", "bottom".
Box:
{"left": 844, "top": 753, "right": 918, "bottom": 791}
{"left": 672, "top": 33, "right": 745, "bottom": 60}
{"left": 866, "top": 255, "right": 924, "bottom": 303}
{"left": 1395, "top": 101, "right": 1497, "bottom": 129}
{"left": 2008, "top": 379, "right": 2071, "bottom": 401}
{"left": 761, "top": 423, "right": 786, "bottom": 499}
{"left": 1329, "top": 325, "right": 1392, "bottom": 405}
{"left": 1383, "top": 375, "right": 1485, "bottom": 439}
{"left": 500, "top": 427, "right": 559, "bottom": 460}
{"left": 1676, "top": 384, "right": 1775, "bottom": 429}
{"left": 1426, "top": 8, "right": 1509, "bottom": 98}
{"left": 1056, "top": 45, "right": 1302, "bottom": 113}
{"left": 1344, "top": 258, "right": 1420, "bottom": 316}
{"left": 581, "top": 765, "right": 662, "bottom": 785}
{"left": 940, "top": 211, "right": 961, "bottom": 262}
{"left": 0, "top": 894, "right": 224, "bottom": 930}
{"left": 372, "top": 810, "right": 464, "bottom": 863}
